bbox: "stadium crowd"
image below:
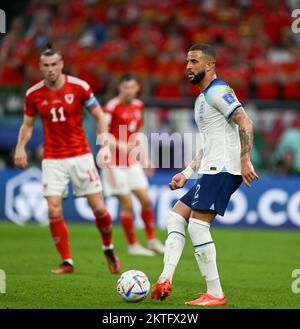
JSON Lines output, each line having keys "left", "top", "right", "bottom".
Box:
{"left": 1, "top": 0, "right": 300, "bottom": 100}
{"left": 0, "top": 0, "right": 300, "bottom": 174}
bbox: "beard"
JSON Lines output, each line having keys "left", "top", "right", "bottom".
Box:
{"left": 189, "top": 70, "right": 206, "bottom": 85}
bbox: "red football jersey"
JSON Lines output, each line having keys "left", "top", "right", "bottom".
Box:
{"left": 104, "top": 96, "right": 144, "bottom": 167}
{"left": 25, "top": 75, "right": 99, "bottom": 159}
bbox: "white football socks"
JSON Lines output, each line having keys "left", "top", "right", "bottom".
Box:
{"left": 188, "top": 217, "right": 223, "bottom": 298}
{"left": 64, "top": 258, "right": 74, "bottom": 266}
{"left": 159, "top": 211, "right": 187, "bottom": 283}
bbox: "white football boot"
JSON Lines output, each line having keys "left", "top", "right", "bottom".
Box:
{"left": 147, "top": 239, "right": 165, "bottom": 254}
{"left": 128, "top": 243, "right": 155, "bottom": 256}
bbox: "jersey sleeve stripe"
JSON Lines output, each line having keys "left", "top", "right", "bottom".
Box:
{"left": 67, "top": 76, "right": 90, "bottom": 91}
{"left": 227, "top": 104, "right": 242, "bottom": 119}
{"left": 106, "top": 97, "right": 121, "bottom": 111}
{"left": 25, "top": 80, "right": 45, "bottom": 96}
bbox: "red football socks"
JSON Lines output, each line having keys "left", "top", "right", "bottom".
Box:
{"left": 95, "top": 210, "right": 113, "bottom": 247}
{"left": 49, "top": 216, "right": 72, "bottom": 260}
{"left": 120, "top": 212, "right": 137, "bottom": 245}
{"left": 141, "top": 208, "right": 156, "bottom": 240}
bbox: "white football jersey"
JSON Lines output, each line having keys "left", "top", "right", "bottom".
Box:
{"left": 194, "top": 79, "right": 242, "bottom": 175}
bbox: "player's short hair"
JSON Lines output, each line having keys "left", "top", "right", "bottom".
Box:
{"left": 189, "top": 44, "right": 216, "bottom": 60}
{"left": 40, "top": 42, "right": 62, "bottom": 58}
{"left": 119, "top": 73, "right": 138, "bottom": 84}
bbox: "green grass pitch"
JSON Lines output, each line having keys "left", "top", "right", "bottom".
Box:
{"left": 0, "top": 222, "right": 300, "bottom": 309}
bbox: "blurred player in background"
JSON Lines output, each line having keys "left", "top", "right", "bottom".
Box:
{"left": 102, "top": 73, "right": 165, "bottom": 256}
{"left": 151, "top": 44, "right": 258, "bottom": 306}
{"left": 14, "top": 44, "right": 121, "bottom": 275}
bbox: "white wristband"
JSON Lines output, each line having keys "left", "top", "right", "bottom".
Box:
{"left": 181, "top": 166, "right": 194, "bottom": 179}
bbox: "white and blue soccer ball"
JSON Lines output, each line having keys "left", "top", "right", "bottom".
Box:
{"left": 117, "top": 270, "right": 150, "bottom": 302}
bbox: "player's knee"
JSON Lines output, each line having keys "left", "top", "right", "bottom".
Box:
{"left": 92, "top": 205, "right": 106, "bottom": 219}
{"left": 166, "top": 211, "right": 187, "bottom": 235}
{"left": 123, "top": 205, "right": 133, "bottom": 213}
{"left": 120, "top": 200, "right": 133, "bottom": 213}
{"left": 140, "top": 198, "right": 152, "bottom": 210}
{"left": 48, "top": 203, "right": 62, "bottom": 218}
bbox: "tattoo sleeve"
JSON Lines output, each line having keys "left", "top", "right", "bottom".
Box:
{"left": 231, "top": 107, "right": 253, "bottom": 160}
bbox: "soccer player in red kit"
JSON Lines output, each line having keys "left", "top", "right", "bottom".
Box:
{"left": 102, "top": 73, "right": 164, "bottom": 256}
{"left": 14, "top": 45, "right": 121, "bottom": 275}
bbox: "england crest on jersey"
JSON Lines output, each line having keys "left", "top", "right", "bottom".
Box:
{"left": 65, "top": 93, "right": 74, "bottom": 104}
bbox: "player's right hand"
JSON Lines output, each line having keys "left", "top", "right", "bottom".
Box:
{"left": 14, "top": 148, "right": 28, "bottom": 169}
{"left": 168, "top": 173, "right": 187, "bottom": 190}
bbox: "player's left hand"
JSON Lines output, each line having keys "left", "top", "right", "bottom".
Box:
{"left": 97, "top": 145, "right": 112, "bottom": 167}
{"left": 241, "top": 160, "right": 259, "bottom": 188}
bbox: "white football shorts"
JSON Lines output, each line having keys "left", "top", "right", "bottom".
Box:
{"left": 42, "top": 153, "right": 103, "bottom": 198}
{"left": 101, "top": 163, "right": 149, "bottom": 197}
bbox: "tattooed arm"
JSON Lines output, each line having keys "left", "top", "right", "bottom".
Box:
{"left": 231, "top": 107, "right": 259, "bottom": 187}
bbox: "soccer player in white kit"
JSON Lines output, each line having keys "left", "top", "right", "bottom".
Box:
{"left": 151, "top": 44, "right": 258, "bottom": 306}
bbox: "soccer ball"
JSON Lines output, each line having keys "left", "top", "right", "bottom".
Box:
{"left": 117, "top": 270, "right": 150, "bottom": 302}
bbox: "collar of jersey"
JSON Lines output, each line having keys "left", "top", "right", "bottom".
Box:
{"left": 203, "top": 78, "right": 228, "bottom": 97}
